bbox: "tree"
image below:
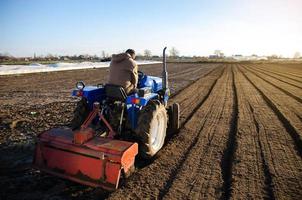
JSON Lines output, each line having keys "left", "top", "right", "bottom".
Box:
{"left": 101, "top": 50, "right": 106, "bottom": 58}
{"left": 144, "top": 49, "right": 152, "bottom": 58}
{"left": 294, "top": 52, "right": 301, "bottom": 59}
{"left": 169, "top": 47, "right": 179, "bottom": 58}
{"left": 268, "top": 54, "right": 279, "bottom": 59}
{"left": 46, "top": 53, "right": 54, "bottom": 60}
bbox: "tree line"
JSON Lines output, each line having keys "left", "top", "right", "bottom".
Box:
{"left": 0, "top": 47, "right": 181, "bottom": 63}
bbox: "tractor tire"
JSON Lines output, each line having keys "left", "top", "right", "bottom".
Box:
{"left": 135, "top": 101, "right": 168, "bottom": 159}
{"left": 168, "top": 103, "right": 180, "bottom": 134}
{"left": 71, "top": 97, "right": 90, "bottom": 130}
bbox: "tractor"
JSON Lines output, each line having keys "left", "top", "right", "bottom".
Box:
{"left": 33, "top": 47, "right": 180, "bottom": 190}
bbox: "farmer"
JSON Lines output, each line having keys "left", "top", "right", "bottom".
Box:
{"left": 108, "top": 49, "right": 138, "bottom": 94}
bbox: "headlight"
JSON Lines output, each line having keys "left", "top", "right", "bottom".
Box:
{"left": 76, "top": 81, "right": 85, "bottom": 90}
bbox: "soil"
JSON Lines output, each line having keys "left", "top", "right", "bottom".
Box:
{"left": 0, "top": 62, "right": 301, "bottom": 200}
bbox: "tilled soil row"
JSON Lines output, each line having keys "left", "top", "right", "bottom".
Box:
{"left": 0, "top": 63, "right": 218, "bottom": 146}
{"left": 252, "top": 64, "right": 302, "bottom": 84}
{"left": 231, "top": 66, "right": 273, "bottom": 199}
{"left": 0, "top": 63, "right": 217, "bottom": 106}
{"left": 165, "top": 63, "right": 218, "bottom": 95}
{"left": 234, "top": 66, "right": 302, "bottom": 199}
{"left": 169, "top": 66, "right": 224, "bottom": 125}
{"left": 161, "top": 66, "right": 237, "bottom": 200}
{"left": 109, "top": 66, "right": 238, "bottom": 199}
{"left": 2, "top": 63, "right": 301, "bottom": 200}
{"left": 241, "top": 66, "right": 302, "bottom": 146}
{"left": 247, "top": 64, "right": 302, "bottom": 90}
{"left": 259, "top": 63, "right": 302, "bottom": 79}
{"left": 0, "top": 63, "right": 220, "bottom": 200}
{"left": 0, "top": 64, "right": 218, "bottom": 149}
{"left": 243, "top": 65, "right": 302, "bottom": 104}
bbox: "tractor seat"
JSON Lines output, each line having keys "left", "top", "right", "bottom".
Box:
{"left": 104, "top": 84, "right": 127, "bottom": 101}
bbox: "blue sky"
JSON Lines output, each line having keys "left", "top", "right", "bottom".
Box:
{"left": 1, "top": 0, "right": 301, "bottom": 57}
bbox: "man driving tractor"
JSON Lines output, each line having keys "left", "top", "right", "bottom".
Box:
{"left": 33, "top": 47, "right": 180, "bottom": 190}
{"left": 108, "top": 49, "right": 138, "bottom": 94}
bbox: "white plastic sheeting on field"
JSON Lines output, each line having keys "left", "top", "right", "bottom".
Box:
{"left": 0, "top": 61, "right": 161, "bottom": 75}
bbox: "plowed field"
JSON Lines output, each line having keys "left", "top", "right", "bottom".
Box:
{"left": 0, "top": 63, "right": 301, "bottom": 200}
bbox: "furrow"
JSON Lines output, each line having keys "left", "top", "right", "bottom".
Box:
{"left": 158, "top": 66, "right": 234, "bottom": 200}
{"left": 170, "top": 66, "right": 225, "bottom": 127}
{"left": 170, "top": 66, "right": 220, "bottom": 99}
{"left": 0, "top": 63, "right": 223, "bottom": 200}
{"left": 108, "top": 66, "right": 226, "bottom": 199}
{"left": 240, "top": 66, "right": 302, "bottom": 141}
{"left": 247, "top": 102, "right": 276, "bottom": 200}
{"left": 254, "top": 64, "right": 302, "bottom": 84}
{"left": 261, "top": 63, "right": 302, "bottom": 79}
{"left": 220, "top": 66, "right": 238, "bottom": 200}
{"left": 235, "top": 66, "right": 302, "bottom": 199}
{"left": 247, "top": 65, "right": 302, "bottom": 90}
{"left": 231, "top": 66, "right": 268, "bottom": 199}
{"left": 243, "top": 66, "right": 302, "bottom": 104}
{"left": 239, "top": 68, "right": 302, "bottom": 158}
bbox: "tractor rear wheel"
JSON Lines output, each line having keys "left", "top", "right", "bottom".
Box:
{"left": 71, "top": 97, "right": 89, "bottom": 130}
{"left": 135, "top": 101, "right": 168, "bottom": 159}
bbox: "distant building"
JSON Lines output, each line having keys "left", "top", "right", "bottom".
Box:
{"left": 209, "top": 55, "right": 219, "bottom": 59}
{"left": 231, "top": 55, "right": 268, "bottom": 61}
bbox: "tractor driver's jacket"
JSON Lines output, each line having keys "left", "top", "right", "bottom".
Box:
{"left": 108, "top": 53, "right": 138, "bottom": 94}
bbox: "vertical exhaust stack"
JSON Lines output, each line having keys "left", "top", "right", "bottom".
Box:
{"left": 162, "top": 47, "right": 168, "bottom": 91}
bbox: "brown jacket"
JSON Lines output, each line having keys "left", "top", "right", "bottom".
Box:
{"left": 108, "top": 53, "right": 138, "bottom": 94}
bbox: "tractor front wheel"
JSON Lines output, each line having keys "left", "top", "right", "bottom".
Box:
{"left": 135, "top": 101, "right": 168, "bottom": 159}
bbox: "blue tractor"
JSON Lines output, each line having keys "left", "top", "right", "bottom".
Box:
{"left": 33, "top": 47, "right": 179, "bottom": 190}
{"left": 70, "top": 47, "right": 180, "bottom": 159}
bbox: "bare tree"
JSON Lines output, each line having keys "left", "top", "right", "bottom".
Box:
{"left": 144, "top": 49, "right": 152, "bottom": 58}
{"left": 169, "top": 47, "right": 179, "bottom": 58}
{"left": 46, "top": 53, "right": 54, "bottom": 60}
{"left": 101, "top": 50, "right": 106, "bottom": 58}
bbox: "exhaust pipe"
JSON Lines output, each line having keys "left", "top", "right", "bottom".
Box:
{"left": 162, "top": 47, "right": 168, "bottom": 90}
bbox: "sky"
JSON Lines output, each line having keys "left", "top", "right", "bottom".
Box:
{"left": 0, "top": 0, "right": 301, "bottom": 57}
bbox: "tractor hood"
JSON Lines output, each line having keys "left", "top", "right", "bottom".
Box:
{"left": 138, "top": 75, "right": 163, "bottom": 92}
